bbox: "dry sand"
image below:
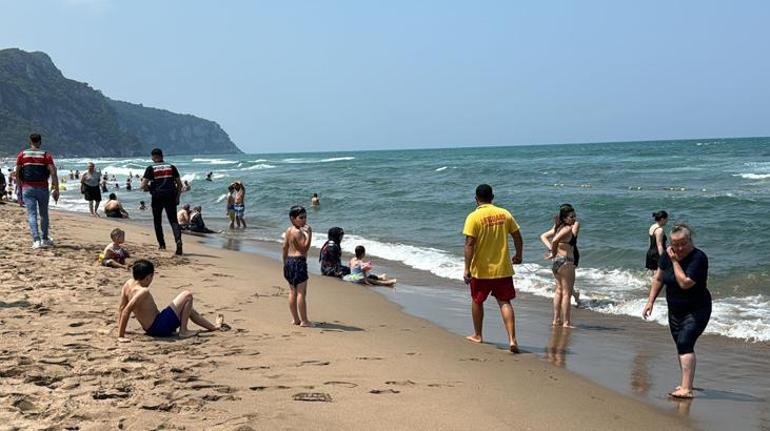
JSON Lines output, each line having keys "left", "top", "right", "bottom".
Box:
{"left": 0, "top": 204, "right": 691, "bottom": 430}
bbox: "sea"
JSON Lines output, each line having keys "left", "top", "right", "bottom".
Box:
{"left": 3, "top": 137, "right": 769, "bottom": 344}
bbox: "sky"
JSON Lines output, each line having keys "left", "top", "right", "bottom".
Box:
{"left": 1, "top": 0, "right": 769, "bottom": 153}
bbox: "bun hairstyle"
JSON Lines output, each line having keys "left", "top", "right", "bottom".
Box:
{"left": 653, "top": 210, "right": 669, "bottom": 221}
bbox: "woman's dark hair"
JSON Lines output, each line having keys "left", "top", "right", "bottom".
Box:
{"left": 328, "top": 227, "right": 344, "bottom": 243}
{"left": 109, "top": 193, "right": 117, "bottom": 200}
{"left": 554, "top": 203, "right": 576, "bottom": 234}
{"left": 132, "top": 259, "right": 155, "bottom": 280}
{"left": 289, "top": 205, "right": 307, "bottom": 219}
{"left": 653, "top": 210, "right": 669, "bottom": 221}
{"left": 355, "top": 245, "right": 365, "bottom": 259}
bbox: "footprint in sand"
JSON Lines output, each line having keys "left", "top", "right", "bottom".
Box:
{"left": 12, "top": 395, "right": 37, "bottom": 413}
{"left": 385, "top": 380, "right": 416, "bottom": 386}
{"left": 427, "top": 383, "right": 456, "bottom": 388}
{"left": 356, "top": 356, "right": 383, "bottom": 361}
{"left": 324, "top": 381, "right": 358, "bottom": 388}
{"left": 92, "top": 386, "right": 131, "bottom": 400}
{"left": 295, "top": 360, "right": 330, "bottom": 367}
{"left": 293, "top": 392, "right": 332, "bottom": 402}
{"left": 369, "top": 389, "right": 400, "bottom": 395}
{"left": 459, "top": 357, "right": 488, "bottom": 362}
{"left": 249, "top": 385, "right": 291, "bottom": 391}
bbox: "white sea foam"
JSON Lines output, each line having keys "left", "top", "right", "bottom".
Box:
{"left": 281, "top": 156, "right": 355, "bottom": 164}
{"left": 181, "top": 173, "right": 197, "bottom": 183}
{"left": 191, "top": 158, "right": 238, "bottom": 165}
{"left": 734, "top": 173, "right": 770, "bottom": 180}
{"left": 101, "top": 165, "right": 141, "bottom": 178}
{"left": 435, "top": 166, "right": 448, "bottom": 172}
{"left": 302, "top": 232, "right": 770, "bottom": 342}
{"left": 242, "top": 164, "right": 276, "bottom": 170}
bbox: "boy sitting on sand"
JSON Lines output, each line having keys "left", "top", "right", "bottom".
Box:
{"left": 99, "top": 228, "right": 130, "bottom": 269}
{"left": 282, "top": 205, "right": 313, "bottom": 327}
{"left": 117, "top": 259, "right": 228, "bottom": 341}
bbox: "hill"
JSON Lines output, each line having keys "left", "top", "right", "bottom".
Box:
{"left": 0, "top": 48, "right": 241, "bottom": 157}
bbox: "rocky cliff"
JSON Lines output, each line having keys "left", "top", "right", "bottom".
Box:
{"left": 0, "top": 48, "right": 241, "bottom": 157}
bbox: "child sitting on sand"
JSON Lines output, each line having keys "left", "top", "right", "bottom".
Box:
{"left": 282, "top": 205, "right": 313, "bottom": 327}
{"left": 343, "top": 245, "right": 397, "bottom": 287}
{"left": 117, "top": 259, "right": 228, "bottom": 340}
{"left": 99, "top": 228, "right": 130, "bottom": 269}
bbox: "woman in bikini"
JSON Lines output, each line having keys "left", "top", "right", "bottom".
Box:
{"left": 540, "top": 204, "right": 579, "bottom": 327}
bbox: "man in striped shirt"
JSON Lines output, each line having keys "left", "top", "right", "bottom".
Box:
{"left": 16, "top": 133, "right": 60, "bottom": 249}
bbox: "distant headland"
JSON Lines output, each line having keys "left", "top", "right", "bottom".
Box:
{"left": 0, "top": 48, "right": 242, "bottom": 157}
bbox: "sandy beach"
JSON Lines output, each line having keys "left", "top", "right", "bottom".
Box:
{"left": 0, "top": 204, "right": 689, "bottom": 430}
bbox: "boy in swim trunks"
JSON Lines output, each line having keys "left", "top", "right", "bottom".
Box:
{"left": 282, "top": 206, "right": 313, "bottom": 327}
{"left": 117, "top": 259, "right": 227, "bottom": 340}
{"left": 99, "top": 228, "right": 130, "bottom": 269}
{"left": 233, "top": 181, "right": 247, "bottom": 228}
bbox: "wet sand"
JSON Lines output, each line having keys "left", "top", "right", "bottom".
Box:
{"left": 207, "top": 236, "right": 770, "bottom": 431}
{"left": 0, "top": 204, "right": 689, "bottom": 430}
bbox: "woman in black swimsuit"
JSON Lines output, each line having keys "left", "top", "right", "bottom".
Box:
{"left": 643, "top": 224, "right": 710, "bottom": 399}
{"left": 646, "top": 210, "right": 668, "bottom": 271}
{"left": 540, "top": 204, "right": 579, "bottom": 327}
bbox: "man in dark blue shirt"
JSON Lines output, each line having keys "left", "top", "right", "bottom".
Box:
{"left": 141, "top": 148, "right": 184, "bottom": 255}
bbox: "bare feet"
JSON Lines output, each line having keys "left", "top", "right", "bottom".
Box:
{"left": 178, "top": 330, "right": 199, "bottom": 339}
{"left": 551, "top": 321, "right": 562, "bottom": 327}
{"left": 299, "top": 321, "right": 315, "bottom": 328}
{"left": 562, "top": 323, "right": 575, "bottom": 328}
{"left": 509, "top": 344, "right": 520, "bottom": 354}
{"left": 668, "top": 388, "right": 694, "bottom": 399}
{"left": 291, "top": 320, "right": 301, "bottom": 326}
{"left": 465, "top": 335, "right": 483, "bottom": 343}
{"left": 216, "top": 314, "right": 231, "bottom": 331}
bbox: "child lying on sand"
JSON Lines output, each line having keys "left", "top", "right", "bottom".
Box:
{"left": 99, "top": 228, "right": 130, "bottom": 269}
{"left": 117, "top": 259, "right": 228, "bottom": 341}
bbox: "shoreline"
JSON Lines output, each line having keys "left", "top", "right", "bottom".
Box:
{"left": 0, "top": 204, "right": 691, "bottom": 430}
{"left": 202, "top": 234, "right": 770, "bottom": 431}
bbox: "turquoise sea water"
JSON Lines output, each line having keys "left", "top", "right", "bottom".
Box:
{"left": 10, "top": 137, "right": 770, "bottom": 342}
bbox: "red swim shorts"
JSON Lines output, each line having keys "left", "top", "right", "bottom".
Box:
{"left": 470, "top": 277, "right": 516, "bottom": 304}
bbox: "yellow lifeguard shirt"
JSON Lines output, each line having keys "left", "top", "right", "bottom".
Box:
{"left": 463, "top": 204, "right": 520, "bottom": 279}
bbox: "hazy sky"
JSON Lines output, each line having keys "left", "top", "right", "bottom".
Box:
{"left": 2, "top": 0, "right": 769, "bottom": 153}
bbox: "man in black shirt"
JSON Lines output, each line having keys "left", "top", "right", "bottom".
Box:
{"left": 140, "top": 148, "right": 184, "bottom": 255}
